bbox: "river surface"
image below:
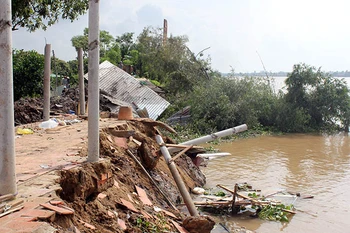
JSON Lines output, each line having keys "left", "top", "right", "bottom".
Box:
{"left": 266, "top": 76, "right": 350, "bottom": 93}
{"left": 201, "top": 133, "right": 350, "bottom": 233}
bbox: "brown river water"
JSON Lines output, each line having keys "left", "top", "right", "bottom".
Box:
{"left": 201, "top": 133, "right": 350, "bottom": 233}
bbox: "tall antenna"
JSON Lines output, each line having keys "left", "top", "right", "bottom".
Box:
{"left": 256, "top": 50, "right": 269, "bottom": 79}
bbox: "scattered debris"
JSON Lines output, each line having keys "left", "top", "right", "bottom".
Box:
{"left": 0, "top": 199, "right": 24, "bottom": 218}
{"left": 167, "top": 106, "right": 191, "bottom": 125}
{"left": 16, "top": 128, "right": 34, "bottom": 135}
{"left": 193, "top": 183, "right": 313, "bottom": 223}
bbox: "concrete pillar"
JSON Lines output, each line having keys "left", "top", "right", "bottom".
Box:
{"left": 155, "top": 135, "right": 199, "bottom": 216}
{"left": 78, "top": 48, "right": 85, "bottom": 115}
{"left": 87, "top": 0, "right": 100, "bottom": 162}
{"left": 0, "top": 0, "right": 17, "bottom": 195}
{"left": 163, "top": 19, "right": 168, "bottom": 45}
{"left": 43, "top": 44, "right": 51, "bottom": 121}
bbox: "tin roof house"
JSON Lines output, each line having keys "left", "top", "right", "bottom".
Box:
{"left": 85, "top": 61, "right": 170, "bottom": 120}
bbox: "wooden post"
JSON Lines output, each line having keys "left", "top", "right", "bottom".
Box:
{"left": 0, "top": 0, "right": 17, "bottom": 195}
{"left": 155, "top": 135, "right": 198, "bottom": 216}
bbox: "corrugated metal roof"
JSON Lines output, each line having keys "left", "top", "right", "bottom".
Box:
{"left": 86, "top": 61, "right": 170, "bottom": 120}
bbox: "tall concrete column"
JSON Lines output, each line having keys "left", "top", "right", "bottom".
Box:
{"left": 43, "top": 44, "right": 51, "bottom": 121}
{"left": 163, "top": 19, "right": 168, "bottom": 45}
{"left": 0, "top": 0, "right": 17, "bottom": 195}
{"left": 78, "top": 48, "right": 85, "bottom": 115}
{"left": 87, "top": 0, "right": 100, "bottom": 162}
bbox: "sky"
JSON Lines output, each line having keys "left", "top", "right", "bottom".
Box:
{"left": 12, "top": 0, "right": 350, "bottom": 73}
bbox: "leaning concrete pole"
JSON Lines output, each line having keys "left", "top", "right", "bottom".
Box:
{"left": 155, "top": 135, "right": 199, "bottom": 216}
{"left": 43, "top": 44, "right": 51, "bottom": 121}
{"left": 0, "top": 0, "right": 17, "bottom": 195}
{"left": 78, "top": 48, "right": 85, "bottom": 115}
{"left": 87, "top": 0, "right": 100, "bottom": 162}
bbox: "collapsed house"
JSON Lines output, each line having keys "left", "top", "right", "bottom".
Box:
{"left": 14, "top": 61, "right": 170, "bottom": 125}
{"left": 86, "top": 61, "right": 170, "bottom": 120}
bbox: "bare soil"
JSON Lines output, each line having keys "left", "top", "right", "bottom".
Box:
{"left": 49, "top": 118, "right": 211, "bottom": 233}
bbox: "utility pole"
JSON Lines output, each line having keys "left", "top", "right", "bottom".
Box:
{"left": 0, "top": 0, "right": 17, "bottom": 195}
{"left": 52, "top": 50, "right": 58, "bottom": 96}
{"left": 78, "top": 48, "right": 85, "bottom": 115}
{"left": 43, "top": 44, "right": 51, "bottom": 121}
{"left": 87, "top": 0, "right": 100, "bottom": 162}
{"left": 163, "top": 19, "right": 168, "bottom": 46}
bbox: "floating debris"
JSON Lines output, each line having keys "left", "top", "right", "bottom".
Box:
{"left": 192, "top": 183, "right": 313, "bottom": 223}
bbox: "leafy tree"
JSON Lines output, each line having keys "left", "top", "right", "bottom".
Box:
{"left": 181, "top": 75, "right": 277, "bottom": 134}
{"left": 71, "top": 35, "right": 88, "bottom": 56}
{"left": 99, "top": 30, "right": 115, "bottom": 57}
{"left": 276, "top": 63, "right": 350, "bottom": 132}
{"left": 101, "top": 44, "right": 122, "bottom": 65}
{"left": 71, "top": 28, "right": 121, "bottom": 64}
{"left": 12, "top": 0, "right": 89, "bottom": 31}
{"left": 116, "top": 32, "right": 135, "bottom": 59}
{"left": 66, "top": 58, "right": 89, "bottom": 86}
{"left": 51, "top": 57, "right": 74, "bottom": 87}
{"left": 51, "top": 57, "right": 72, "bottom": 77}
{"left": 13, "top": 49, "right": 44, "bottom": 100}
{"left": 136, "top": 27, "right": 210, "bottom": 95}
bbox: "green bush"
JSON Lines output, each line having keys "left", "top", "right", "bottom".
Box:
{"left": 184, "top": 76, "right": 277, "bottom": 134}
{"left": 13, "top": 49, "right": 45, "bottom": 100}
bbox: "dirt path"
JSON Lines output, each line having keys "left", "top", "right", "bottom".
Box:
{"left": 15, "top": 118, "right": 114, "bottom": 184}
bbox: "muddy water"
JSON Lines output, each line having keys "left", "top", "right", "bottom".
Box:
{"left": 201, "top": 134, "right": 350, "bottom": 233}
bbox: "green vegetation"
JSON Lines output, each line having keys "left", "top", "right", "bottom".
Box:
{"left": 248, "top": 192, "right": 259, "bottom": 198}
{"left": 258, "top": 204, "right": 294, "bottom": 222}
{"left": 12, "top": 0, "right": 88, "bottom": 31}
{"left": 135, "top": 214, "right": 171, "bottom": 233}
{"left": 12, "top": 20, "right": 350, "bottom": 134}
{"left": 214, "top": 191, "right": 226, "bottom": 197}
{"left": 279, "top": 63, "right": 350, "bottom": 132}
{"left": 13, "top": 49, "right": 44, "bottom": 101}
{"left": 168, "top": 64, "right": 350, "bottom": 135}
{"left": 71, "top": 25, "right": 350, "bottom": 135}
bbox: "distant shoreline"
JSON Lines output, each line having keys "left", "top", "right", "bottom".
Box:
{"left": 222, "top": 71, "right": 350, "bottom": 77}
